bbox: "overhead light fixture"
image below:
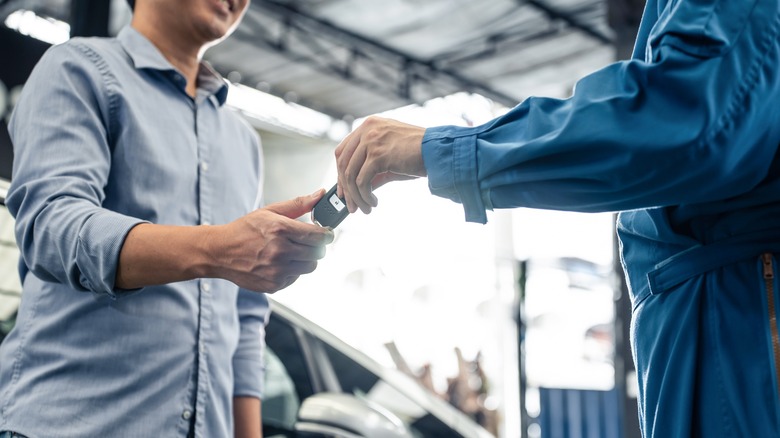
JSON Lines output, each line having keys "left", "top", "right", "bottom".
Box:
{"left": 5, "top": 9, "right": 70, "bottom": 45}
{"left": 226, "top": 83, "right": 349, "bottom": 141}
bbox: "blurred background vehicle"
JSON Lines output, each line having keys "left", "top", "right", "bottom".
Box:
{"left": 263, "top": 297, "right": 495, "bottom": 438}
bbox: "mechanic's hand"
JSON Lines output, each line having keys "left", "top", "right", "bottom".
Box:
{"left": 211, "top": 189, "right": 334, "bottom": 292}
{"left": 335, "top": 116, "right": 426, "bottom": 214}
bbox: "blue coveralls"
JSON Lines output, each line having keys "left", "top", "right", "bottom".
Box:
{"left": 420, "top": 0, "right": 780, "bottom": 436}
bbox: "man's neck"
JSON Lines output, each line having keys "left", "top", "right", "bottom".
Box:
{"left": 131, "top": 18, "right": 202, "bottom": 97}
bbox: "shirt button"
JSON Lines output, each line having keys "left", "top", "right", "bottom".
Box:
{"left": 202, "top": 220, "right": 211, "bottom": 226}
{"left": 182, "top": 410, "right": 192, "bottom": 420}
{"left": 202, "top": 282, "right": 211, "bottom": 293}
{"left": 199, "top": 343, "right": 205, "bottom": 354}
{"left": 200, "top": 162, "right": 209, "bottom": 172}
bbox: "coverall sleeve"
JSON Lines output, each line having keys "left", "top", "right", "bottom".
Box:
{"left": 422, "top": 0, "right": 780, "bottom": 223}
{"left": 7, "top": 43, "right": 145, "bottom": 295}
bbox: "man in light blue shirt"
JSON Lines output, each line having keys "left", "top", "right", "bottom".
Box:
{"left": 334, "top": 0, "right": 780, "bottom": 436}
{"left": 0, "top": 0, "right": 333, "bottom": 437}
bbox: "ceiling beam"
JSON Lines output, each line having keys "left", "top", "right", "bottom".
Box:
{"left": 520, "top": 0, "right": 613, "bottom": 44}
{"left": 242, "top": 0, "right": 614, "bottom": 116}
{"left": 244, "top": 0, "right": 520, "bottom": 114}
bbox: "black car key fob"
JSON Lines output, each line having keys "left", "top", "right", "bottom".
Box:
{"left": 311, "top": 183, "right": 349, "bottom": 228}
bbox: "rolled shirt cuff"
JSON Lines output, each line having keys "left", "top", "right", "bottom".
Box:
{"left": 76, "top": 210, "right": 147, "bottom": 297}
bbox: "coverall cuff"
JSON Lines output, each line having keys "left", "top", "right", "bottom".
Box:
{"left": 422, "top": 126, "right": 488, "bottom": 224}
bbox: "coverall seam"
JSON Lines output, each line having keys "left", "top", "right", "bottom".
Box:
{"left": 707, "top": 271, "right": 734, "bottom": 437}
{"left": 703, "top": 0, "right": 760, "bottom": 57}
{"left": 699, "top": 11, "right": 780, "bottom": 155}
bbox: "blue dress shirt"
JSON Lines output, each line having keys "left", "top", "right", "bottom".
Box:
{"left": 0, "top": 26, "right": 268, "bottom": 437}
{"left": 422, "top": 0, "right": 780, "bottom": 435}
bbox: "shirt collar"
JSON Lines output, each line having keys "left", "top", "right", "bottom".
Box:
{"left": 118, "top": 26, "right": 229, "bottom": 106}
{"left": 198, "top": 62, "right": 229, "bottom": 105}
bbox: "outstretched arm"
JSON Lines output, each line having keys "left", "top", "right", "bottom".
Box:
{"left": 334, "top": 0, "right": 779, "bottom": 223}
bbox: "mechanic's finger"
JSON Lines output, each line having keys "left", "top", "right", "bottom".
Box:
{"left": 334, "top": 127, "right": 355, "bottom": 159}
{"left": 335, "top": 131, "right": 360, "bottom": 198}
{"left": 344, "top": 145, "right": 372, "bottom": 213}
{"left": 355, "top": 158, "right": 381, "bottom": 209}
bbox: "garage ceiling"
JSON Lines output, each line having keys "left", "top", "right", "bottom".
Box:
{"left": 0, "top": 0, "right": 635, "bottom": 120}
{"left": 212, "top": 0, "right": 617, "bottom": 119}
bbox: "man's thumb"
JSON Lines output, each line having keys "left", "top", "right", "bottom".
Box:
{"left": 264, "top": 189, "right": 325, "bottom": 219}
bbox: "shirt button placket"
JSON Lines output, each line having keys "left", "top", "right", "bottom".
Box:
{"left": 199, "top": 282, "right": 209, "bottom": 356}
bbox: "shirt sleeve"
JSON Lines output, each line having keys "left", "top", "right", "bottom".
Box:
{"left": 232, "top": 129, "right": 269, "bottom": 399}
{"left": 232, "top": 288, "right": 270, "bottom": 399}
{"left": 7, "top": 42, "right": 145, "bottom": 295}
{"left": 423, "top": 0, "right": 779, "bottom": 223}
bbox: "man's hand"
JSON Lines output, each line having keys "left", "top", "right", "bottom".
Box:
{"left": 209, "top": 190, "right": 335, "bottom": 292}
{"left": 116, "top": 190, "right": 334, "bottom": 292}
{"left": 335, "top": 116, "right": 426, "bottom": 214}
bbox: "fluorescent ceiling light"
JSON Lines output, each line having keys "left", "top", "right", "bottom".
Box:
{"left": 227, "top": 83, "right": 349, "bottom": 141}
{"left": 5, "top": 9, "right": 70, "bottom": 45}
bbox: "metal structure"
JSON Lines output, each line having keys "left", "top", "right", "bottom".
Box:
{"left": 206, "top": 0, "right": 615, "bottom": 119}
{"left": 215, "top": 0, "right": 612, "bottom": 118}
{"left": 0, "top": 0, "right": 618, "bottom": 119}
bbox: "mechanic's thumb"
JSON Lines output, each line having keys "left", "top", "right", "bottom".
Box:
{"left": 265, "top": 189, "right": 325, "bottom": 219}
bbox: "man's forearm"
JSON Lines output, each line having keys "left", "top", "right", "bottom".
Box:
{"left": 115, "top": 223, "right": 217, "bottom": 289}
{"left": 234, "top": 396, "right": 262, "bottom": 438}
{"left": 115, "top": 193, "right": 334, "bottom": 293}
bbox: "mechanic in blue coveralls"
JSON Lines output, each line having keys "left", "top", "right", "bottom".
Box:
{"left": 0, "top": 0, "right": 333, "bottom": 437}
{"left": 334, "top": 0, "right": 780, "bottom": 436}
